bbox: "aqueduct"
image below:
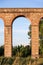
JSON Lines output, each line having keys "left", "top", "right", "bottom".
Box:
{"left": 0, "top": 8, "right": 43, "bottom": 59}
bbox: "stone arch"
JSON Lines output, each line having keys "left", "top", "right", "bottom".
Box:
{"left": 39, "top": 17, "right": 43, "bottom": 25}
{"left": 12, "top": 16, "right": 31, "bottom": 41}
{"left": 11, "top": 15, "right": 32, "bottom": 26}
{"left": 12, "top": 15, "right": 31, "bottom": 56}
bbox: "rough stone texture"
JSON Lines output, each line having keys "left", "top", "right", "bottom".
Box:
{"left": 0, "top": 8, "right": 43, "bottom": 58}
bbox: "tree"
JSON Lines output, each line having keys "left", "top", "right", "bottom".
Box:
{"left": 0, "top": 45, "right": 4, "bottom": 56}
{"left": 19, "top": 45, "right": 31, "bottom": 57}
{"left": 39, "top": 19, "right": 43, "bottom": 56}
{"left": 12, "top": 46, "right": 18, "bottom": 56}
{"left": 28, "top": 25, "right": 31, "bottom": 39}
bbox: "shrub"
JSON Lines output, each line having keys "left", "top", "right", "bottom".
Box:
{"left": 0, "top": 46, "right": 4, "bottom": 56}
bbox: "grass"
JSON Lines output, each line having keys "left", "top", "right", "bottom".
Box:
{"left": 12, "top": 56, "right": 31, "bottom": 65}
{"left": 0, "top": 56, "right": 15, "bottom": 65}
{"left": 0, "top": 56, "right": 43, "bottom": 65}
{"left": 38, "top": 58, "right": 43, "bottom": 65}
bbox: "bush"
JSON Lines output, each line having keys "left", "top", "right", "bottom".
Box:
{"left": 0, "top": 46, "right": 4, "bottom": 56}
{"left": 12, "top": 46, "right": 18, "bottom": 56}
{"left": 0, "top": 57, "right": 15, "bottom": 65}
{"left": 18, "top": 45, "right": 31, "bottom": 57}
{"left": 12, "top": 45, "right": 31, "bottom": 57}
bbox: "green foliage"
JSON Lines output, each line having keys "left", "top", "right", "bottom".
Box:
{"left": 39, "top": 20, "right": 43, "bottom": 56}
{"left": 28, "top": 25, "right": 31, "bottom": 39}
{"left": 12, "top": 46, "right": 18, "bottom": 56}
{"left": 12, "top": 45, "right": 31, "bottom": 57}
{"left": 39, "top": 20, "right": 43, "bottom": 39}
{"left": 20, "top": 45, "right": 31, "bottom": 57}
{"left": 0, "top": 45, "right": 31, "bottom": 57}
{"left": 0, "top": 57, "right": 15, "bottom": 65}
{"left": 0, "top": 46, "right": 4, "bottom": 56}
{"left": 13, "top": 57, "right": 31, "bottom": 65}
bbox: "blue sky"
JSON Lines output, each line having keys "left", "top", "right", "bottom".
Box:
{"left": 0, "top": 0, "right": 43, "bottom": 8}
{"left": 0, "top": 19, "right": 4, "bottom": 46}
{"left": 0, "top": 0, "right": 43, "bottom": 46}
{"left": 12, "top": 17, "right": 31, "bottom": 46}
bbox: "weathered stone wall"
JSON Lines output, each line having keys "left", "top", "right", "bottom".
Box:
{"left": 0, "top": 8, "right": 43, "bottom": 58}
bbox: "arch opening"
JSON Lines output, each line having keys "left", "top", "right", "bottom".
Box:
{"left": 0, "top": 18, "right": 4, "bottom": 56}
{"left": 39, "top": 17, "right": 43, "bottom": 57}
{"left": 12, "top": 16, "right": 31, "bottom": 57}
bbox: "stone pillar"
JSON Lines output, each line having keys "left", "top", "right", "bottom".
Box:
{"left": 31, "top": 25, "right": 39, "bottom": 59}
{"left": 4, "top": 25, "right": 12, "bottom": 57}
